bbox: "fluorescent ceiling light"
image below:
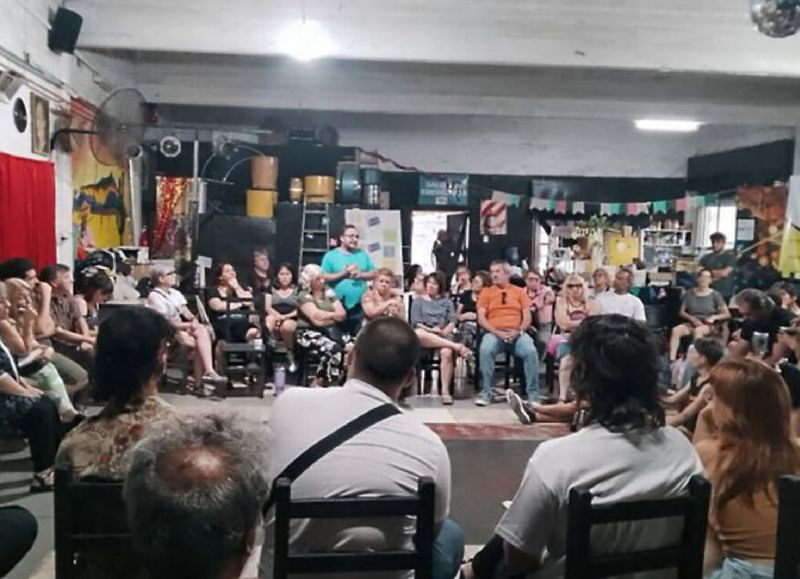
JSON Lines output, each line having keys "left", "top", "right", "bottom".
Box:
{"left": 635, "top": 119, "right": 701, "bottom": 132}
{"left": 278, "top": 20, "right": 333, "bottom": 61}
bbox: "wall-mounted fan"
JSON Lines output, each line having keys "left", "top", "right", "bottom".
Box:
{"left": 50, "top": 88, "right": 148, "bottom": 166}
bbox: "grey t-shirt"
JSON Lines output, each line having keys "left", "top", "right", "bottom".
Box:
{"left": 409, "top": 296, "right": 455, "bottom": 328}
{"left": 682, "top": 289, "right": 725, "bottom": 319}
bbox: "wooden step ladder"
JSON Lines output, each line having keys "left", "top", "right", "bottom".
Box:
{"left": 299, "top": 201, "right": 331, "bottom": 267}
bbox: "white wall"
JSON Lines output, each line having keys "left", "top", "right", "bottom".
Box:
{"left": 0, "top": 0, "right": 134, "bottom": 263}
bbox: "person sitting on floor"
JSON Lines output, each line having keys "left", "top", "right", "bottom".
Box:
{"left": 125, "top": 414, "right": 269, "bottom": 579}
{"left": 697, "top": 359, "right": 800, "bottom": 578}
{"left": 265, "top": 263, "right": 300, "bottom": 373}
{"left": 57, "top": 306, "right": 177, "bottom": 479}
{"left": 663, "top": 337, "right": 724, "bottom": 437}
{"left": 39, "top": 264, "right": 95, "bottom": 370}
{"left": 74, "top": 270, "right": 114, "bottom": 338}
{"left": 1, "top": 279, "right": 77, "bottom": 422}
{"left": 0, "top": 259, "right": 89, "bottom": 397}
{"left": 728, "top": 288, "right": 794, "bottom": 364}
{"left": 362, "top": 267, "right": 405, "bottom": 321}
{"left": 147, "top": 264, "right": 226, "bottom": 390}
{"left": 206, "top": 262, "right": 261, "bottom": 344}
{"left": 262, "top": 317, "right": 464, "bottom": 579}
{"left": 0, "top": 282, "right": 64, "bottom": 493}
{"left": 456, "top": 270, "right": 490, "bottom": 351}
{"left": 593, "top": 267, "right": 646, "bottom": 321}
{"left": 410, "top": 271, "right": 472, "bottom": 406}
{"left": 296, "top": 264, "right": 352, "bottom": 387}
{"left": 476, "top": 260, "right": 540, "bottom": 406}
{"left": 463, "top": 314, "right": 703, "bottom": 579}
{"left": 669, "top": 269, "right": 730, "bottom": 361}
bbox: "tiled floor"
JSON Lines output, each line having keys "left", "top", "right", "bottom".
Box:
{"left": 1, "top": 387, "right": 561, "bottom": 579}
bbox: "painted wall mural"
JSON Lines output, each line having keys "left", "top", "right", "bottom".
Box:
{"left": 70, "top": 98, "right": 132, "bottom": 258}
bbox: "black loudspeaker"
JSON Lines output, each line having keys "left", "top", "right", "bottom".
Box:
{"left": 48, "top": 8, "right": 83, "bottom": 54}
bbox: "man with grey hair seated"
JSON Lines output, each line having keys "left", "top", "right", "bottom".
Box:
{"left": 146, "top": 264, "right": 226, "bottom": 390}
{"left": 124, "top": 414, "right": 269, "bottom": 579}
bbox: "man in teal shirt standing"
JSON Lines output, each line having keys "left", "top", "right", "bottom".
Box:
{"left": 322, "top": 224, "right": 377, "bottom": 335}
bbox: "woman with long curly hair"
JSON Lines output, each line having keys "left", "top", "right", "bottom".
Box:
{"left": 697, "top": 359, "right": 800, "bottom": 578}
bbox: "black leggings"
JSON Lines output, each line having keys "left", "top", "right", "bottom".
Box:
{"left": 0, "top": 506, "right": 38, "bottom": 576}
{"left": 15, "top": 396, "right": 62, "bottom": 472}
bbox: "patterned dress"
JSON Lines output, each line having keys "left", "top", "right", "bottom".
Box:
{"left": 296, "top": 290, "right": 354, "bottom": 385}
{"left": 56, "top": 396, "right": 177, "bottom": 479}
{"left": 0, "top": 338, "right": 36, "bottom": 428}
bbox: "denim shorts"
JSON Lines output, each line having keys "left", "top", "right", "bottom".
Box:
{"left": 708, "top": 556, "right": 773, "bottom": 579}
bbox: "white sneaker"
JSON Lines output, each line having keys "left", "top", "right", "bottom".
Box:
{"left": 506, "top": 389, "right": 533, "bottom": 424}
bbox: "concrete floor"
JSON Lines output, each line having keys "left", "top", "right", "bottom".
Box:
{"left": 1, "top": 388, "right": 562, "bottom": 578}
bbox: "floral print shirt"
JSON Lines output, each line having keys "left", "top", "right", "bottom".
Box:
{"left": 56, "top": 396, "right": 176, "bottom": 479}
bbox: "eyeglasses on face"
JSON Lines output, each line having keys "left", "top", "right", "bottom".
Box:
{"left": 566, "top": 283, "right": 582, "bottom": 289}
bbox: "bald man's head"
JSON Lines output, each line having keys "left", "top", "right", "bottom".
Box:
{"left": 124, "top": 415, "right": 269, "bottom": 579}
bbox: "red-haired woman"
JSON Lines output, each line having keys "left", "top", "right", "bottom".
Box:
{"left": 697, "top": 359, "right": 800, "bottom": 578}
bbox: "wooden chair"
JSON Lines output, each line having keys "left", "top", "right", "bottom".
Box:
{"left": 273, "top": 476, "right": 436, "bottom": 579}
{"left": 564, "top": 474, "right": 710, "bottom": 579}
{"left": 774, "top": 475, "right": 800, "bottom": 578}
{"left": 54, "top": 466, "right": 138, "bottom": 579}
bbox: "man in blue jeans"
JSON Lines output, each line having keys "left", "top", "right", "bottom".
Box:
{"left": 476, "top": 260, "right": 540, "bottom": 406}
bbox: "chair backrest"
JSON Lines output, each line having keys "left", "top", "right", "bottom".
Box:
{"left": 273, "top": 476, "right": 435, "bottom": 579}
{"left": 775, "top": 475, "right": 800, "bottom": 578}
{"left": 54, "top": 466, "right": 135, "bottom": 579}
{"left": 564, "top": 474, "right": 710, "bottom": 579}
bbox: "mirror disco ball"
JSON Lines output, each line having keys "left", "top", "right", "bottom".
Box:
{"left": 751, "top": 0, "right": 800, "bottom": 38}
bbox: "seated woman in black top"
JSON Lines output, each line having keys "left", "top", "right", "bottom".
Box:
{"left": 456, "top": 270, "right": 489, "bottom": 350}
{"left": 0, "top": 281, "right": 63, "bottom": 492}
{"left": 206, "top": 262, "right": 261, "bottom": 343}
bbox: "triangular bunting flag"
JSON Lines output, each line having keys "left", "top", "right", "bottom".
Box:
{"left": 555, "top": 200, "right": 568, "bottom": 214}
{"left": 600, "top": 203, "right": 611, "bottom": 215}
{"left": 652, "top": 201, "right": 668, "bottom": 214}
{"left": 675, "top": 198, "right": 687, "bottom": 212}
{"left": 626, "top": 203, "right": 638, "bottom": 216}
{"left": 572, "top": 201, "right": 585, "bottom": 214}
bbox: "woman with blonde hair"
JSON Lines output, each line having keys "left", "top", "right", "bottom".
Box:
{"left": 296, "top": 264, "right": 352, "bottom": 387}
{"left": 552, "top": 273, "right": 596, "bottom": 401}
{"left": 697, "top": 359, "right": 800, "bottom": 578}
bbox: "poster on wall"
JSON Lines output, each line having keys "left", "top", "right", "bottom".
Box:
{"left": 735, "top": 183, "right": 787, "bottom": 289}
{"left": 779, "top": 176, "right": 800, "bottom": 277}
{"left": 480, "top": 200, "right": 507, "bottom": 235}
{"left": 30, "top": 93, "right": 50, "bottom": 156}
{"left": 70, "top": 99, "right": 132, "bottom": 259}
{"left": 345, "top": 208, "right": 404, "bottom": 285}
{"left": 419, "top": 173, "right": 469, "bottom": 206}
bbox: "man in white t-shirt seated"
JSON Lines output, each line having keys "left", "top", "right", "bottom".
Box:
{"left": 146, "top": 264, "right": 226, "bottom": 389}
{"left": 262, "top": 317, "right": 464, "bottom": 579}
{"left": 462, "top": 314, "right": 702, "bottom": 578}
{"left": 593, "top": 267, "right": 647, "bottom": 322}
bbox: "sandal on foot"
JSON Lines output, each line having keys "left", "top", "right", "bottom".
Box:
{"left": 30, "top": 469, "right": 54, "bottom": 494}
{"left": 441, "top": 394, "right": 454, "bottom": 405}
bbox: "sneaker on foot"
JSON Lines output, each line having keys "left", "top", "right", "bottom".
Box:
{"left": 506, "top": 389, "right": 533, "bottom": 424}
{"left": 474, "top": 392, "right": 492, "bottom": 406}
{"left": 202, "top": 371, "right": 228, "bottom": 384}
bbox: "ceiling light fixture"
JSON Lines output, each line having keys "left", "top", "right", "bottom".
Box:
{"left": 635, "top": 119, "right": 702, "bottom": 133}
{"left": 278, "top": 19, "right": 332, "bottom": 61}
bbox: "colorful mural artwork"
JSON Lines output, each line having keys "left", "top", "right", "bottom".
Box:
{"left": 70, "top": 99, "right": 132, "bottom": 258}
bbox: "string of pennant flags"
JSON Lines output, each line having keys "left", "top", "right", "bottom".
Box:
{"left": 525, "top": 192, "right": 719, "bottom": 216}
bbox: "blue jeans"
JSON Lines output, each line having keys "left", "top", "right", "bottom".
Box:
{"left": 479, "top": 333, "right": 540, "bottom": 399}
{"left": 708, "top": 557, "right": 773, "bottom": 578}
{"left": 433, "top": 518, "right": 465, "bottom": 579}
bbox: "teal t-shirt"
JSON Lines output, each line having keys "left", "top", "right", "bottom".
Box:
{"left": 321, "top": 248, "right": 375, "bottom": 309}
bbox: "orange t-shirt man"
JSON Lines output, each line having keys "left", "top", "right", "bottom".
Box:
{"left": 477, "top": 284, "right": 531, "bottom": 331}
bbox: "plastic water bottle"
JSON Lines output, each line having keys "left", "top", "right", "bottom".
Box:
{"left": 274, "top": 365, "right": 286, "bottom": 397}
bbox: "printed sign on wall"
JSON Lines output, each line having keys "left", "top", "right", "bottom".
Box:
{"left": 419, "top": 174, "right": 469, "bottom": 206}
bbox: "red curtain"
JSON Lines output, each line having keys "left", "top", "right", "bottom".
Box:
{"left": 0, "top": 152, "right": 57, "bottom": 269}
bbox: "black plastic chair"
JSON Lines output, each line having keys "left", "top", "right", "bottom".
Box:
{"left": 564, "top": 474, "right": 710, "bottom": 579}
{"left": 54, "top": 466, "right": 138, "bottom": 579}
{"left": 273, "top": 476, "right": 435, "bottom": 579}
{"left": 775, "top": 475, "right": 800, "bottom": 578}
